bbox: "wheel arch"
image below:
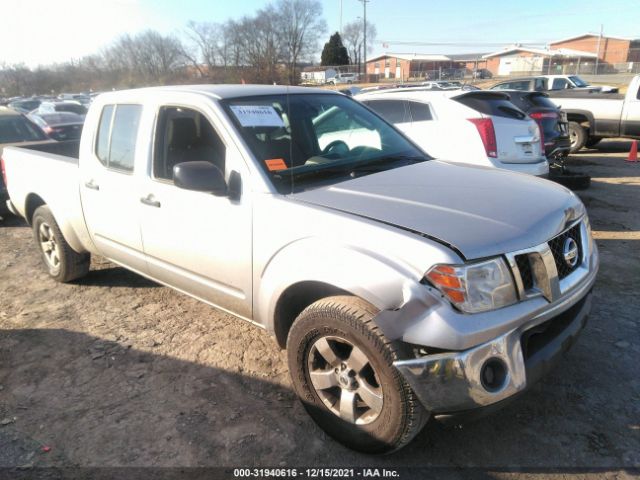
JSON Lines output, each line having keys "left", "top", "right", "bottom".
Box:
{"left": 565, "top": 109, "right": 595, "bottom": 131}
{"left": 272, "top": 281, "right": 352, "bottom": 348}
{"left": 27, "top": 195, "right": 87, "bottom": 253}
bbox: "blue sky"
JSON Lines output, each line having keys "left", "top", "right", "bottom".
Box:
{"left": 1, "top": 0, "right": 638, "bottom": 66}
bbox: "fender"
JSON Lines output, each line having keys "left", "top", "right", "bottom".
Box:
{"left": 256, "top": 236, "right": 454, "bottom": 339}
{"left": 24, "top": 191, "right": 91, "bottom": 254}
{"left": 563, "top": 109, "right": 597, "bottom": 132}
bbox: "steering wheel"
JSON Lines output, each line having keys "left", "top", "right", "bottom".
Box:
{"left": 322, "top": 140, "right": 350, "bottom": 156}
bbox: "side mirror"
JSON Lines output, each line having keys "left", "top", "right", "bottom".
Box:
{"left": 173, "top": 161, "right": 227, "bottom": 196}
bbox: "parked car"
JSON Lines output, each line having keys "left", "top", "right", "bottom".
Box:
{"left": 356, "top": 88, "right": 549, "bottom": 176}
{"left": 440, "top": 68, "right": 464, "bottom": 80}
{"left": 472, "top": 68, "right": 493, "bottom": 79}
{"left": 8, "top": 99, "right": 42, "bottom": 114}
{"left": 0, "top": 107, "right": 51, "bottom": 216}
{"left": 547, "top": 74, "right": 640, "bottom": 152}
{"left": 503, "top": 91, "right": 571, "bottom": 159}
{"left": 328, "top": 73, "right": 359, "bottom": 85}
{"left": 34, "top": 101, "right": 88, "bottom": 116}
{"left": 58, "top": 93, "right": 91, "bottom": 106}
{"left": 2, "top": 85, "right": 598, "bottom": 453}
{"left": 490, "top": 75, "right": 617, "bottom": 93}
{"left": 28, "top": 112, "right": 84, "bottom": 141}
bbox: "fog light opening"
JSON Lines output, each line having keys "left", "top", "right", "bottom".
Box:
{"left": 480, "top": 358, "right": 508, "bottom": 392}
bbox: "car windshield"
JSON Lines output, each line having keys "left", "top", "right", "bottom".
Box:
{"left": 222, "top": 93, "right": 429, "bottom": 193}
{"left": 0, "top": 116, "right": 47, "bottom": 143}
{"left": 569, "top": 76, "right": 589, "bottom": 87}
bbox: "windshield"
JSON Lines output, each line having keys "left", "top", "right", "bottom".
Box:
{"left": 222, "top": 93, "right": 429, "bottom": 193}
{"left": 569, "top": 76, "right": 589, "bottom": 87}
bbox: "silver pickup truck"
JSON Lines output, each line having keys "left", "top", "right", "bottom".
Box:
{"left": 2, "top": 85, "right": 599, "bottom": 453}
{"left": 549, "top": 74, "right": 640, "bottom": 152}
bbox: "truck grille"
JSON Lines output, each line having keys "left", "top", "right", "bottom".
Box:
{"left": 515, "top": 254, "right": 534, "bottom": 290}
{"left": 548, "top": 223, "right": 583, "bottom": 279}
{"left": 507, "top": 219, "right": 587, "bottom": 302}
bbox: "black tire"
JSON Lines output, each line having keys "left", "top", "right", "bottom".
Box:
{"left": 287, "top": 296, "right": 428, "bottom": 453}
{"left": 32, "top": 205, "right": 90, "bottom": 282}
{"left": 549, "top": 170, "right": 591, "bottom": 190}
{"left": 585, "top": 137, "right": 602, "bottom": 148}
{"left": 568, "top": 121, "right": 587, "bottom": 153}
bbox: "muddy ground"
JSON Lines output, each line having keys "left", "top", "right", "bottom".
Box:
{"left": 0, "top": 141, "right": 638, "bottom": 476}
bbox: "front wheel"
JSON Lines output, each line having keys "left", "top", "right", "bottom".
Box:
{"left": 32, "top": 205, "right": 90, "bottom": 282}
{"left": 287, "top": 296, "right": 428, "bottom": 453}
{"left": 568, "top": 121, "right": 588, "bottom": 153}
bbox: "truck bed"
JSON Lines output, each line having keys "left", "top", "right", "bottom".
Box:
{"left": 547, "top": 90, "right": 625, "bottom": 101}
{"left": 15, "top": 140, "right": 80, "bottom": 163}
{"left": 3, "top": 139, "right": 91, "bottom": 254}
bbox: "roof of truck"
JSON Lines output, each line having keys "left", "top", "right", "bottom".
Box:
{"left": 97, "top": 84, "right": 336, "bottom": 101}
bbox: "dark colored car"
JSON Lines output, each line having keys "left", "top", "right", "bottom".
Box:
{"left": 504, "top": 90, "right": 570, "bottom": 159}
{"left": 8, "top": 99, "right": 42, "bottom": 114}
{"left": 472, "top": 68, "right": 493, "bottom": 79}
{"left": 0, "top": 108, "right": 50, "bottom": 216}
{"left": 28, "top": 112, "right": 84, "bottom": 141}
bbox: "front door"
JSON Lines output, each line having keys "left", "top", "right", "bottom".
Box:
{"left": 621, "top": 87, "right": 640, "bottom": 138}
{"left": 138, "top": 105, "right": 253, "bottom": 319}
{"left": 80, "top": 103, "right": 147, "bottom": 272}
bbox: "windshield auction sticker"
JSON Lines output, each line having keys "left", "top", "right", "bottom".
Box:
{"left": 230, "top": 105, "right": 285, "bottom": 127}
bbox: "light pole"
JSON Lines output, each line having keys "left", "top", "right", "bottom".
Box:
{"left": 358, "top": 0, "right": 369, "bottom": 82}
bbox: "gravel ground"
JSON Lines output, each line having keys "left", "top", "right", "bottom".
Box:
{"left": 0, "top": 140, "right": 638, "bottom": 476}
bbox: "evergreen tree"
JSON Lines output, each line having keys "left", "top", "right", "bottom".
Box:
{"left": 320, "top": 32, "right": 350, "bottom": 66}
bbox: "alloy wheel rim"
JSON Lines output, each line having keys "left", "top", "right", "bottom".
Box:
{"left": 38, "top": 222, "right": 60, "bottom": 270}
{"left": 307, "top": 335, "right": 383, "bottom": 425}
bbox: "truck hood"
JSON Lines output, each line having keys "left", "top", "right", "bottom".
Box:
{"left": 290, "top": 160, "right": 584, "bottom": 259}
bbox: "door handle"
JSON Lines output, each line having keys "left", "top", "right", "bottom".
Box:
{"left": 140, "top": 195, "right": 161, "bottom": 208}
{"left": 84, "top": 180, "right": 100, "bottom": 190}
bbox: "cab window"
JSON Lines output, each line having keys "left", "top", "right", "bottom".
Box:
{"left": 153, "top": 106, "right": 225, "bottom": 182}
{"left": 94, "top": 104, "right": 142, "bottom": 172}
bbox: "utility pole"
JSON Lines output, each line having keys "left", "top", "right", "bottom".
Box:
{"left": 358, "top": 0, "right": 370, "bottom": 82}
{"left": 595, "top": 24, "right": 603, "bottom": 75}
{"left": 339, "top": 0, "right": 343, "bottom": 34}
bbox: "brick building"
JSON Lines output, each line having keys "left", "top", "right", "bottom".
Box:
{"left": 365, "top": 53, "right": 451, "bottom": 81}
{"left": 550, "top": 33, "right": 640, "bottom": 66}
{"left": 482, "top": 46, "right": 597, "bottom": 76}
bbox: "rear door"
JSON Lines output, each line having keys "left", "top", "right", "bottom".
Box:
{"left": 455, "top": 93, "right": 544, "bottom": 164}
{"left": 80, "top": 103, "right": 147, "bottom": 272}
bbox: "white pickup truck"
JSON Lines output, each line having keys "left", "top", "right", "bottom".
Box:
{"left": 2, "top": 85, "right": 599, "bottom": 453}
{"left": 548, "top": 74, "right": 640, "bottom": 152}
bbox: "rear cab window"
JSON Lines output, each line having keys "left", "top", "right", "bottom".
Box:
{"left": 94, "top": 104, "right": 142, "bottom": 172}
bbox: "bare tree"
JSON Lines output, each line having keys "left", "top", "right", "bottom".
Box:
{"left": 276, "top": 0, "right": 327, "bottom": 84}
{"left": 182, "top": 21, "right": 224, "bottom": 78}
{"left": 342, "top": 20, "right": 377, "bottom": 72}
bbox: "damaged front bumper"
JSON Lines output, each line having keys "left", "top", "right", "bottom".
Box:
{"left": 393, "top": 231, "right": 598, "bottom": 416}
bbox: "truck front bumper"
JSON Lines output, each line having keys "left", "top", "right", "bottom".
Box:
{"left": 393, "top": 250, "right": 597, "bottom": 415}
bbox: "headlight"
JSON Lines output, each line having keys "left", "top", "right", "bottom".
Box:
{"left": 425, "top": 258, "right": 517, "bottom": 313}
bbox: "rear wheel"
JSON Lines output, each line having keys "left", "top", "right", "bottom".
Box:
{"left": 568, "top": 122, "right": 587, "bottom": 153}
{"left": 287, "top": 296, "right": 428, "bottom": 453}
{"left": 32, "top": 205, "right": 90, "bottom": 282}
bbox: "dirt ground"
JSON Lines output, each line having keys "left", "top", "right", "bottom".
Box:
{"left": 0, "top": 141, "right": 639, "bottom": 476}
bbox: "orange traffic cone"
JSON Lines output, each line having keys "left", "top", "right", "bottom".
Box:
{"left": 627, "top": 140, "right": 638, "bottom": 162}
